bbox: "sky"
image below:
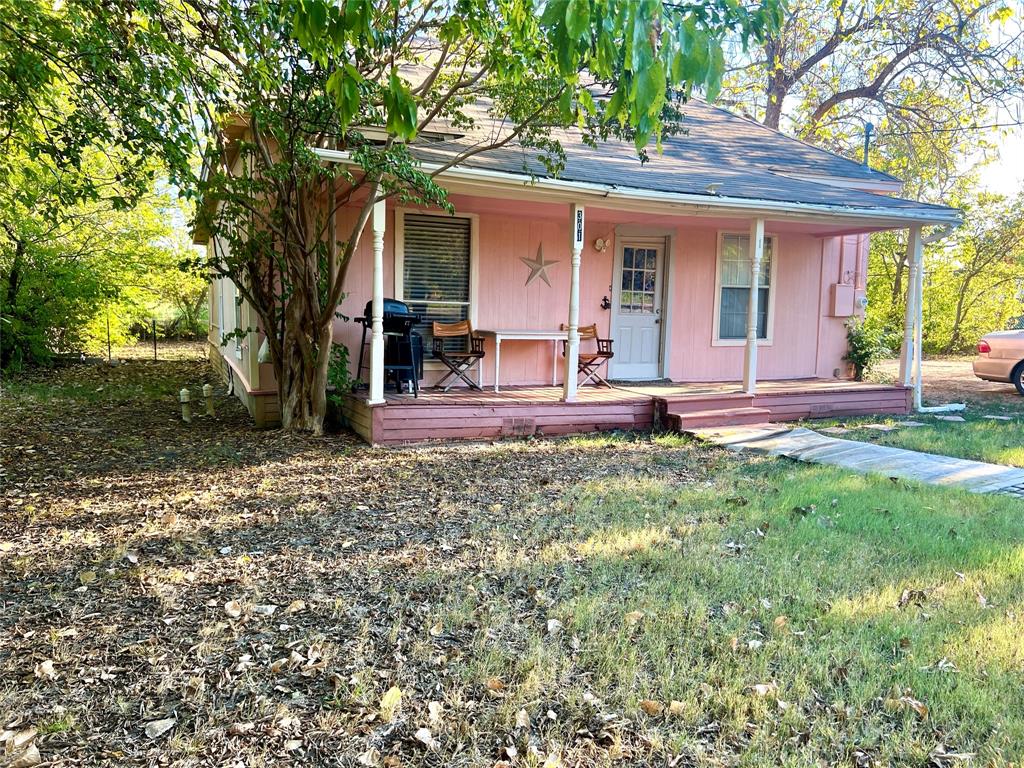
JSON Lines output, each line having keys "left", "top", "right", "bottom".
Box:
{"left": 979, "top": 130, "right": 1024, "bottom": 195}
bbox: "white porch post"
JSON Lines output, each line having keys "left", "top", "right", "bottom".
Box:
{"left": 562, "top": 203, "right": 585, "bottom": 402}
{"left": 899, "top": 225, "right": 922, "bottom": 388}
{"left": 912, "top": 230, "right": 925, "bottom": 409}
{"left": 368, "top": 198, "right": 386, "bottom": 405}
{"left": 742, "top": 218, "right": 765, "bottom": 395}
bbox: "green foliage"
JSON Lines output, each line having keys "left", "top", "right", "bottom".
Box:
{"left": 0, "top": 148, "right": 205, "bottom": 369}
{"left": 844, "top": 317, "right": 888, "bottom": 380}
{"left": 326, "top": 343, "right": 354, "bottom": 408}
{"left": 868, "top": 193, "right": 1024, "bottom": 355}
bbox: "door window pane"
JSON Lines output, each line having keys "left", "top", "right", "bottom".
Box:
{"left": 619, "top": 246, "right": 659, "bottom": 314}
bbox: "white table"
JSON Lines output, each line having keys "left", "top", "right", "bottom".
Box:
{"left": 475, "top": 329, "right": 569, "bottom": 392}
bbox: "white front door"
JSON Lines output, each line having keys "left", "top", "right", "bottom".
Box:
{"left": 610, "top": 241, "right": 664, "bottom": 380}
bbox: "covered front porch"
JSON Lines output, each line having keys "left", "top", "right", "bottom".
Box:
{"left": 317, "top": 146, "right": 954, "bottom": 444}
{"left": 342, "top": 378, "right": 911, "bottom": 445}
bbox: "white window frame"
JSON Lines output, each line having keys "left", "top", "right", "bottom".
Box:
{"left": 711, "top": 231, "right": 779, "bottom": 347}
{"left": 394, "top": 208, "right": 479, "bottom": 366}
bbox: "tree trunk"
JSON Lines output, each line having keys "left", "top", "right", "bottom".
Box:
{"left": 1, "top": 237, "right": 25, "bottom": 368}
{"left": 274, "top": 297, "right": 335, "bottom": 434}
{"left": 943, "top": 274, "right": 972, "bottom": 355}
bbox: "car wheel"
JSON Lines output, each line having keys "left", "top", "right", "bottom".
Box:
{"left": 1014, "top": 362, "right": 1024, "bottom": 396}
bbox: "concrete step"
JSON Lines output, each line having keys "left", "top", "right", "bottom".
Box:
{"left": 667, "top": 406, "right": 773, "bottom": 430}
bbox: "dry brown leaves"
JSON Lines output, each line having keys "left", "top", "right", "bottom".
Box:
{"left": 0, "top": 350, "right": 703, "bottom": 766}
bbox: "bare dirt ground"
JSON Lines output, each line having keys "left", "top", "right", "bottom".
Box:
{"left": 873, "top": 356, "right": 1023, "bottom": 411}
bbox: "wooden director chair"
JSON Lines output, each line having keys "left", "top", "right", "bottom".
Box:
{"left": 561, "top": 323, "right": 614, "bottom": 387}
{"left": 432, "top": 320, "right": 485, "bottom": 391}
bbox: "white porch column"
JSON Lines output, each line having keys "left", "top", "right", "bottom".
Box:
{"left": 368, "top": 198, "right": 386, "bottom": 405}
{"left": 912, "top": 231, "right": 925, "bottom": 409}
{"left": 562, "top": 203, "right": 585, "bottom": 402}
{"left": 742, "top": 218, "right": 765, "bottom": 395}
{"left": 899, "top": 225, "right": 922, "bottom": 388}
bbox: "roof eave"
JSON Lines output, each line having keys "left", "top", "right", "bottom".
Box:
{"left": 312, "top": 147, "right": 962, "bottom": 229}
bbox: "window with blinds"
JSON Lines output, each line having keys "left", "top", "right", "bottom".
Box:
{"left": 401, "top": 213, "right": 472, "bottom": 350}
{"left": 718, "top": 234, "right": 773, "bottom": 340}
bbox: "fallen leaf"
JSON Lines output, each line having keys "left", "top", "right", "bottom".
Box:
{"left": 428, "top": 700, "right": 443, "bottom": 724}
{"left": 144, "top": 718, "right": 176, "bottom": 739}
{"left": 413, "top": 727, "right": 437, "bottom": 749}
{"left": 286, "top": 599, "right": 306, "bottom": 614}
{"left": 78, "top": 570, "right": 97, "bottom": 585}
{"left": 546, "top": 618, "right": 563, "bottom": 636}
{"left": 33, "top": 660, "right": 56, "bottom": 680}
{"left": 751, "top": 682, "right": 778, "bottom": 698}
{"left": 485, "top": 677, "right": 505, "bottom": 692}
{"left": 379, "top": 686, "right": 403, "bottom": 722}
{"left": 899, "top": 695, "right": 929, "bottom": 719}
{"left": 624, "top": 610, "right": 645, "bottom": 625}
{"left": 284, "top": 739, "right": 302, "bottom": 751}
{"left": 224, "top": 600, "right": 243, "bottom": 618}
{"left": 773, "top": 615, "right": 788, "bottom": 631}
{"left": 515, "top": 708, "right": 530, "bottom": 728}
{"left": 252, "top": 604, "right": 277, "bottom": 616}
{"left": 227, "top": 722, "right": 254, "bottom": 736}
{"left": 358, "top": 747, "right": 381, "bottom": 766}
{"left": 9, "top": 744, "right": 41, "bottom": 768}
{"left": 668, "top": 700, "right": 686, "bottom": 716}
{"left": 639, "top": 699, "right": 664, "bottom": 715}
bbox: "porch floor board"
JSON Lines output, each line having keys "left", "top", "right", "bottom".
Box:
{"left": 346, "top": 379, "right": 910, "bottom": 445}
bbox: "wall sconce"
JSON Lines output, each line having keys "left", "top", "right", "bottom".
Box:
{"left": 600, "top": 296, "right": 612, "bottom": 310}
{"left": 593, "top": 238, "right": 609, "bottom": 253}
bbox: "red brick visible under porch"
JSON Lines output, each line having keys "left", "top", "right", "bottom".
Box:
{"left": 341, "top": 380, "right": 911, "bottom": 446}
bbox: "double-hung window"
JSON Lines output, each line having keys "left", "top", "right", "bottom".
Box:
{"left": 399, "top": 212, "right": 473, "bottom": 350}
{"left": 716, "top": 233, "right": 774, "bottom": 342}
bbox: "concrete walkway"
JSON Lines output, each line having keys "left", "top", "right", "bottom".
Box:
{"left": 688, "top": 424, "right": 1024, "bottom": 496}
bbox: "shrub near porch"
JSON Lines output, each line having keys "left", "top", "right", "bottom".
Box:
{"left": 428, "top": 440, "right": 1024, "bottom": 765}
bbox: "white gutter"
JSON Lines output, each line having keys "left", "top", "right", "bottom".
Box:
{"left": 313, "top": 147, "right": 962, "bottom": 227}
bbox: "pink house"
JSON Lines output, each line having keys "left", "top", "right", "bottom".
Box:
{"left": 203, "top": 99, "right": 959, "bottom": 443}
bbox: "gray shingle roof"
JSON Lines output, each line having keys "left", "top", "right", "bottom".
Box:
{"left": 409, "top": 98, "right": 959, "bottom": 221}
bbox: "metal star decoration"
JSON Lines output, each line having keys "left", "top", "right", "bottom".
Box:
{"left": 520, "top": 244, "right": 559, "bottom": 287}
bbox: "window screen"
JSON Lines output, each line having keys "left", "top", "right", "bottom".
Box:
{"left": 718, "top": 234, "right": 772, "bottom": 340}
{"left": 401, "top": 213, "right": 472, "bottom": 349}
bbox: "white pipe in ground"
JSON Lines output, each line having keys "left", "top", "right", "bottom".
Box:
{"left": 179, "top": 388, "right": 192, "bottom": 423}
{"left": 203, "top": 384, "right": 215, "bottom": 416}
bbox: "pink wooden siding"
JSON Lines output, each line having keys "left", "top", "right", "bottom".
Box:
{"left": 326, "top": 195, "right": 865, "bottom": 388}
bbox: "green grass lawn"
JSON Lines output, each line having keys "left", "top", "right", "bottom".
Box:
{"left": 813, "top": 413, "right": 1024, "bottom": 468}
{"left": 426, "top": 436, "right": 1024, "bottom": 765}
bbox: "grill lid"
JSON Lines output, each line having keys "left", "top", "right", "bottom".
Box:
{"left": 362, "top": 298, "right": 417, "bottom": 318}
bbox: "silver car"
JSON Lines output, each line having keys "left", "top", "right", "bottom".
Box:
{"left": 974, "top": 330, "right": 1024, "bottom": 395}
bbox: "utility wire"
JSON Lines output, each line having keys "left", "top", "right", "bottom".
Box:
{"left": 876, "top": 120, "right": 1024, "bottom": 137}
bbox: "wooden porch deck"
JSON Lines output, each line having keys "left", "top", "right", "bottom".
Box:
{"left": 342, "top": 379, "right": 911, "bottom": 445}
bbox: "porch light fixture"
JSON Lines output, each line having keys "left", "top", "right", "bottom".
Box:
{"left": 593, "top": 237, "right": 609, "bottom": 252}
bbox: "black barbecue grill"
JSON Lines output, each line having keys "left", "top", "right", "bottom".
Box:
{"left": 355, "top": 299, "right": 424, "bottom": 396}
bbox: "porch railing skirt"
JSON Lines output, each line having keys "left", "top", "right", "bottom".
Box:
{"left": 341, "top": 381, "right": 911, "bottom": 446}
